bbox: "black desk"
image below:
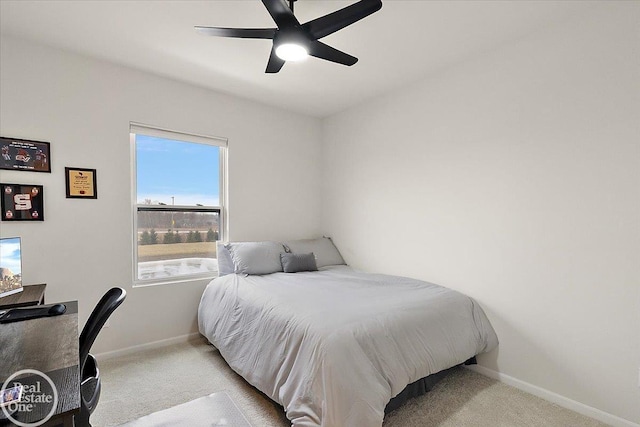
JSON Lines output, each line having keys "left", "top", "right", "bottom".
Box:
{"left": 0, "top": 301, "right": 80, "bottom": 427}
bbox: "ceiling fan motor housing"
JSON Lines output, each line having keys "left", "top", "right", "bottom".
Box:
{"left": 274, "top": 27, "right": 309, "bottom": 48}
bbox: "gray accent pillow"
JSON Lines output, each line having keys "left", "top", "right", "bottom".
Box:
{"left": 216, "top": 242, "right": 235, "bottom": 277}
{"left": 225, "top": 241, "right": 286, "bottom": 275}
{"left": 283, "top": 237, "right": 345, "bottom": 268}
{"left": 280, "top": 252, "right": 318, "bottom": 273}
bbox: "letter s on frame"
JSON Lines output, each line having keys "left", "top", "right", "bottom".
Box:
{"left": 13, "top": 193, "right": 32, "bottom": 210}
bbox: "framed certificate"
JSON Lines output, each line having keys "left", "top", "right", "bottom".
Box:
{"left": 65, "top": 167, "right": 97, "bottom": 199}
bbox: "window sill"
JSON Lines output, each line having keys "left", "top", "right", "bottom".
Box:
{"left": 134, "top": 257, "right": 219, "bottom": 287}
{"left": 133, "top": 272, "right": 217, "bottom": 288}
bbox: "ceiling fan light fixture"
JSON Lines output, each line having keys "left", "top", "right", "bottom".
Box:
{"left": 196, "top": 0, "right": 382, "bottom": 73}
{"left": 275, "top": 43, "right": 308, "bottom": 62}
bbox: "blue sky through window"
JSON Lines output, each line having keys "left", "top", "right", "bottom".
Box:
{"left": 136, "top": 135, "right": 220, "bottom": 206}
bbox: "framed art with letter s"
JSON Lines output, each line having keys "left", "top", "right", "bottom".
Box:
{"left": 0, "top": 183, "right": 44, "bottom": 221}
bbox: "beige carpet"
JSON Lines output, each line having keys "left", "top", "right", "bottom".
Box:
{"left": 92, "top": 337, "right": 608, "bottom": 427}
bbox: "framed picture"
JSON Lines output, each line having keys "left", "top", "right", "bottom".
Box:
{"left": 0, "top": 137, "right": 51, "bottom": 173}
{"left": 65, "top": 167, "right": 97, "bottom": 199}
{"left": 0, "top": 184, "right": 44, "bottom": 221}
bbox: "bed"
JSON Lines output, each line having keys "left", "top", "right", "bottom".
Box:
{"left": 198, "top": 239, "right": 498, "bottom": 427}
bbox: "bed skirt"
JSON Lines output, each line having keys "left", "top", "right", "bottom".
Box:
{"left": 384, "top": 356, "right": 477, "bottom": 414}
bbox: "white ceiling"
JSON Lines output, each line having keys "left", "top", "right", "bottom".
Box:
{"left": 0, "top": 1, "right": 595, "bottom": 117}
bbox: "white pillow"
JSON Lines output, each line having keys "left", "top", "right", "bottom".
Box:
{"left": 216, "top": 242, "right": 235, "bottom": 276}
{"left": 283, "top": 237, "right": 345, "bottom": 268}
{"left": 225, "top": 241, "right": 286, "bottom": 275}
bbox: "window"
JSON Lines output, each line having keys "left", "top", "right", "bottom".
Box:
{"left": 130, "top": 123, "right": 227, "bottom": 284}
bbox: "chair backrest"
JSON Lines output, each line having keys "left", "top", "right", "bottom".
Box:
{"left": 79, "top": 287, "right": 126, "bottom": 370}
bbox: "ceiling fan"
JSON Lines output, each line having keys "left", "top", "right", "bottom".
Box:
{"left": 195, "top": 0, "right": 382, "bottom": 73}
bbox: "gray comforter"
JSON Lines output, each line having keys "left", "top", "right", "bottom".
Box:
{"left": 198, "top": 266, "right": 498, "bottom": 427}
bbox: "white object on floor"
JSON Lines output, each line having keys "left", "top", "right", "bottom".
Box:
{"left": 117, "top": 391, "right": 252, "bottom": 427}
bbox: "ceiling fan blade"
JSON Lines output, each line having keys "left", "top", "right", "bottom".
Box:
{"left": 302, "top": 0, "right": 382, "bottom": 40}
{"left": 262, "top": 0, "right": 300, "bottom": 28}
{"left": 195, "top": 26, "right": 276, "bottom": 39}
{"left": 308, "top": 41, "right": 358, "bottom": 66}
{"left": 265, "top": 46, "right": 285, "bottom": 73}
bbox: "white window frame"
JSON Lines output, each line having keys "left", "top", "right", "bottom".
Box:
{"left": 130, "top": 122, "right": 228, "bottom": 286}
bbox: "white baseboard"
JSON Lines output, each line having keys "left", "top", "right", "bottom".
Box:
{"left": 466, "top": 365, "right": 639, "bottom": 427}
{"left": 95, "top": 332, "right": 203, "bottom": 361}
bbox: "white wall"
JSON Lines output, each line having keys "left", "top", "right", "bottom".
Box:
{"left": 0, "top": 36, "right": 322, "bottom": 354}
{"left": 322, "top": 3, "right": 639, "bottom": 424}
{"left": 2, "top": 2, "right": 638, "bottom": 424}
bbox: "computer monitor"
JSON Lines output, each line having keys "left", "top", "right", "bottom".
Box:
{"left": 0, "top": 237, "right": 23, "bottom": 298}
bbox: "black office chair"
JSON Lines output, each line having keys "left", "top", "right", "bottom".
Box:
{"left": 76, "top": 287, "right": 126, "bottom": 427}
